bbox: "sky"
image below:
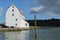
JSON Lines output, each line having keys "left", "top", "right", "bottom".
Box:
{"left": 0, "top": 0, "right": 60, "bottom": 23}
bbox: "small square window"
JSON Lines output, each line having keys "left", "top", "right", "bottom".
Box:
{"left": 15, "top": 23, "right": 17, "bottom": 26}
{"left": 25, "top": 23, "right": 27, "bottom": 26}
{"left": 12, "top": 14, "right": 14, "bottom": 16}
{"left": 12, "top": 6, "right": 14, "bottom": 8}
{"left": 16, "top": 19, "right": 17, "bottom": 21}
{"left": 12, "top": 9, "right": 14, "bottom": 11}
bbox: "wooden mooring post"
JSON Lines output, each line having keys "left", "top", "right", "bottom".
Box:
{"left": 34, "top": 14, "right": 37, "bottom": 39}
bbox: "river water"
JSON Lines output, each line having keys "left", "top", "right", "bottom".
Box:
{"left": 0, "top": 27, "right": 60, "bottom": 40}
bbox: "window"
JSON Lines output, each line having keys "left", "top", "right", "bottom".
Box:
{"left": 12, "top": 14, "right": 14, "bottom": 16}
{"left": 10, "top": 26, "right": 14, "bottom": 28}
{"left": 25, "top": 23, "right": 27, "bottom": 26}
{"left": 16, "top": 19, "right": 17, "bottom": 21}
{"left": 15, "top": 23, "right": 17, "bottom": 26}
{"left": 12, "top": 6, "right": 14, "bottom": 8}
{"left": 12, "top": 9, "right": 14, "bottom": 12}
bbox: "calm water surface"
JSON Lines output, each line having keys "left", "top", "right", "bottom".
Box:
{"left": 0, "top": 27, "right": 60, "bottom": 40}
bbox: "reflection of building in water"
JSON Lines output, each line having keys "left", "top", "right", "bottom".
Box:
{"left": 0, "top": 32, "right": 5, "bottom": 40}
{"left": 5, "top": 4, "right": 29, "bottom": 28}
{"left": 5, "top": 31, "right": 29, "bottom": 40}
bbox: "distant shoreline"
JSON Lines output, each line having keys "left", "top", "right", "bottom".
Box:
{"left": 26, "top": 19, "right": 60, "bottom": 26}
{"left": 30, "top": 26, "right": 60, "bottom": 29}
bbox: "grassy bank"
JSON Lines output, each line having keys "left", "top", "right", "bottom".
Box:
{"left": 0, "top": 28, "right": 29, "bottom": 32}
{"left": 0, "top": 26, "right": 50, "bottom": 32}
{"left": 30, "top": 26, "right": 41, "bottom": 29}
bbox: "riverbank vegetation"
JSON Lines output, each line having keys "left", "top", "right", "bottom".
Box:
{"left": 27, "top": 18, "right": 60, "bottom": 27}
{"left": 0, "top": 28, "right": 29, "bottom": 32}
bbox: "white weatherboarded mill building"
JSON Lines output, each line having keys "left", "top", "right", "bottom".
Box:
{"left": 5, "top": 4, "right": 29, "bottom": 28}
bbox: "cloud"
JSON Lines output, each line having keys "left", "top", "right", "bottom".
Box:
{"left": 0, "top": 13, "right": 2, "bottom": 16}
{"left": 30, "top": 6, "right": 44, "bottom": 14}
{"left": 31, "top": 6, "right": 43, "bottom": 12}
{"left": 35, "top": 0, "right": 60, "bottom": 14}
{"left": 0, "top": 7, "right": 4, "bottom": 16}
{"left": 46, "top": 12, "right": 55, "bottom": 16}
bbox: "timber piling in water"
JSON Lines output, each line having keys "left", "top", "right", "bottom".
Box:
{"left": 34, "top": 15, "right": 37, "bottom": 39}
